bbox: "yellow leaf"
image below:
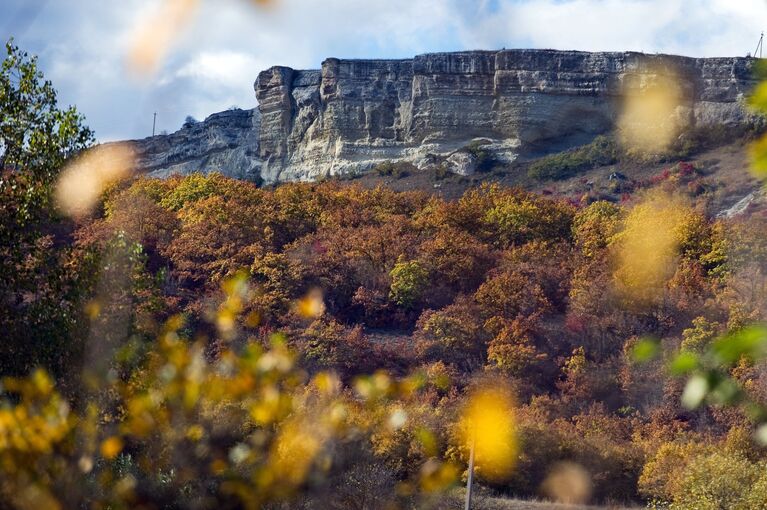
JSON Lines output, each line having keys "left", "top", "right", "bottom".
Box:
{"left": 100, "top": 436, "right": 124, "bottom": 460}
{"left": 460, "top": 383, "right": 518, "bottom": 481}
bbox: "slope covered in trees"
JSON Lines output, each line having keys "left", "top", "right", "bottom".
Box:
{"left": 6, "top": 39, "right": 767, "bottom": 509}
{"left": 8, "top": 165, "right": 767, "bottom": 506}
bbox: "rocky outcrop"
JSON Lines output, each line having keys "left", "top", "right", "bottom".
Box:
{"left": 128, "top": 108, "right": 262, "bottom": 181}
{"left": 127, "top": 49, "right": 761, "bottom": 184}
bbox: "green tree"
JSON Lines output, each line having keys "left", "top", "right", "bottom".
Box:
{"left": 0, "top": 40, "right": 94, "bottom": 379}
{"left": 680, "top": 317, "right": 720, "bottom": 354}
{"left": 0, "top": 39, "right": 93, "bottom": 195}
{"left": 389, "top": 256, "right": 429, "bottom": 308}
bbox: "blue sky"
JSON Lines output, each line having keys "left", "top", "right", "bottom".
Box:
{"left": 2, "top": 0, "right": 766, "bottom": 141}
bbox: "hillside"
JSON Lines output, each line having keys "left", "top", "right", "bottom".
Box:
{"left": 347, "top": 137, "right": 762, "bottom": 215}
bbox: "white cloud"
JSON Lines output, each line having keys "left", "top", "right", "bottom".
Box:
{"left": 462, "top": 0, "right": 767, "bottom": 57}
{"left": 4, "top": 0, "right": 765, "bottom": 141}
{"left": 165, "top": 51, "right": 262, "bottom": 87}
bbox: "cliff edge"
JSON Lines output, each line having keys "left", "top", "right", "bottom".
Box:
{"left": 127, "top": 49, "right": 761, "bottom": 184}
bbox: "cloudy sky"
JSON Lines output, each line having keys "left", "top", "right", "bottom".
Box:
{"left": 2, "top": 0, "right": 766, "bottom": 141}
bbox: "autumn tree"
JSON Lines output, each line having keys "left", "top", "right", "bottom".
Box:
{"left": 572, "top": 200, "right": 622, "bottom": 258}
{"left": 163, "top": 193, "right": 266, "bottom": 287}
{"left": 414, "top": 297, "right": 488, "bottom": 372}
{"left": 389, "top": 257, "right": 429, "bottom": 309}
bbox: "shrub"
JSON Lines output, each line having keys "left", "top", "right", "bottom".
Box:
{"left": 374, "top": 161, "right": 416, "bottom": 179}
{"left": 389, "top": 257, "right": 429, "bottom": 308}
{"left": 528, "top": 136, "right": 619, "bottom": 180}
{"left": 183, "top": 115, "right": 199, "bottom": 128}
{"left": 375, "top": 161, "right": 395, "bottom": 176}
{"left": 670, "top": 451, "right": 762, "bottom": 510}
{"left": 638, "top": 441, "right": 705, "bottom": 502}
{"left": 432, "top": 163, "right": 449, "bottom": 181}
{"left": 667, "top": 124, "right": 763, "bottom": 160}
{"left": 464, "top": 140, "right": 497, "bottom": 172}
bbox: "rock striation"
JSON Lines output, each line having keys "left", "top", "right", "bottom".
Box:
{"left": 128, "top": 108, "right": 262, "bottom": 181}
{"left": 127, "top": 49, "right": 761, "bottom": 184}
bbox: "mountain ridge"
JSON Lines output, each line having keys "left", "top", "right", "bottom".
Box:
{"left": 125, "top": 49, "right": 762, "bottom": 185}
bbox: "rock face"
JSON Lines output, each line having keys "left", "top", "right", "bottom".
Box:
{"left": 129, "top": 108, "right": 262, "bottom": 181}
{"left": 127, "top": 49, "right": 761, "bottom": 184}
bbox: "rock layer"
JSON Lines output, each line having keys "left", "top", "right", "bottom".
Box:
{"left": 129, "top": 108, "right": 262, "bottom": 181}
{"left": 127, "top": 49, "right": 761, "bottom": 184}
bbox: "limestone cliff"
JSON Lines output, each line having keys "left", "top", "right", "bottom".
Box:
{"left": 129, "top": 108, "right": 262, "bottom": 181}
{"left": 127, "top": 49, "right": 761, "bottom": 184}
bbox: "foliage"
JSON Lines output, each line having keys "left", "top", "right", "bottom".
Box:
{"left": 464, "top": 139, "right": 497, "bottom": 173}
{"left": 415, "top": 298, "right": 488, "bottom": 372}
{"left": 7, "top": 164, "right": 767, "bottom": 505}
{"left": 477, "top": 184, "right": 575, "bottom": 248}
{"left": 680, "top": 317, "right": 721, "bottom": 354}
{"left": 528, "top": 124, "right": 743, "bottom": 182}
{"left": 572, "top": 201, "right": 622, "bottom": 258}
{"left": 389, "top": 257, "right": 429, "bottom": 308}
{"left": 6, "top": 52, "right": 767, "bottom": 505}
{"left": 670, "top": 451, "right": 765, "bottom": 510}
{"left": 528, "top": 136, "right": 619, "bottom": 181}
{"left": 0, "top": 39, "right": 94, "bottom": 380}
{"left": 0, "top": 277, "right": 465, "bottom": 509}
{"left": 0, "top": 40, "right": 94, "bottom": 185}
{"left": 374, "top": 160, "right": 416, "bottom": 179}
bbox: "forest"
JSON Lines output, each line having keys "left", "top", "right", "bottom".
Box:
{"left": 5, "top": 39, "right": 767, "bottom": 510}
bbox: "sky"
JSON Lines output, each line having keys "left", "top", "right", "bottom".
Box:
{"left": 2, "top": 0, "right": 766, "bottom": 142}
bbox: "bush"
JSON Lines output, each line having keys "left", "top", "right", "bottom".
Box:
{"left": 464, "top": 140, "right": 497, "bottom": 172}
{"left": 389, "top": 257, "right": 429, "bottom": 308}
{"left": 374, "top": 161, "right": 416, "bottom": 179}
{"left": 667, "top": 123, "right": 764, "bottom": 160}
{"left": 528, "top": 136, "right": 619, "bottom": 181}
{"left": 183, "top": 115, "right": 199, "bottom": 128}
{"left": 638, "top": 441, "right": 705, "bottom": 503}
{"left": 432, "top": 163, "right": 449, "bottom": 181}
{"left": 529, "top": 123, "right": 762, "bottom": 182}
{"left": 669, "top": 451, "right": 763, "bottom": 510}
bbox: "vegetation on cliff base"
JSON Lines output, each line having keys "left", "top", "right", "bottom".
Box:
{"left": 529, "top": 123, "right": 766, "bottom": 182}
{"left": 6, "top": 162, "right": 767, "bottom": 507}
{"left": 528, "top": 136, "right": 620, "bottom": 180}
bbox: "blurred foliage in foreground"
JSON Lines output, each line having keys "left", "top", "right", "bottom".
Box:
{"left": 8, "top": 39, "right": 767, "bottom": 510}
{"left": 0, "top": 278, "right": 464, "bottom": 509}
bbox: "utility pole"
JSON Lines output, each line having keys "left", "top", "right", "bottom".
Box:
{"left": 152, "top": 112, "right": 157, "bottom": 137}
{"left": 464, "top": 433, "right": 476, "bottom": 510}
{"left": 756, "top": 32, "right": 764, "bottom": 59}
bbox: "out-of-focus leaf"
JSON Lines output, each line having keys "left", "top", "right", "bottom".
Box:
{"left": 670, "top": 351, "right": 700, "bottom": 376}
{"left": 631, "top": 337, "right": 660, "bottom": 363}
{"left": 711, "top": 325, "right": 767, "bottom": 365}
{"left": 749, "top": 135, "right": 767, "bottom": 179}
{"left": 748, "top": 81, "right": 767, "bottom": 112}
{"left": 708, "top": 378, "right": 742, "bottom": 406}
{"left": 681, "top": 374, "right": 709, "bottom": 410}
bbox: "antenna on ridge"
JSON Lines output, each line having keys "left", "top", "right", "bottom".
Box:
{"left": 756, "top": 32, "right": 764, "bottom": 59}
{"left": 152, "top": 112, "right": 157, "bottom": 137}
